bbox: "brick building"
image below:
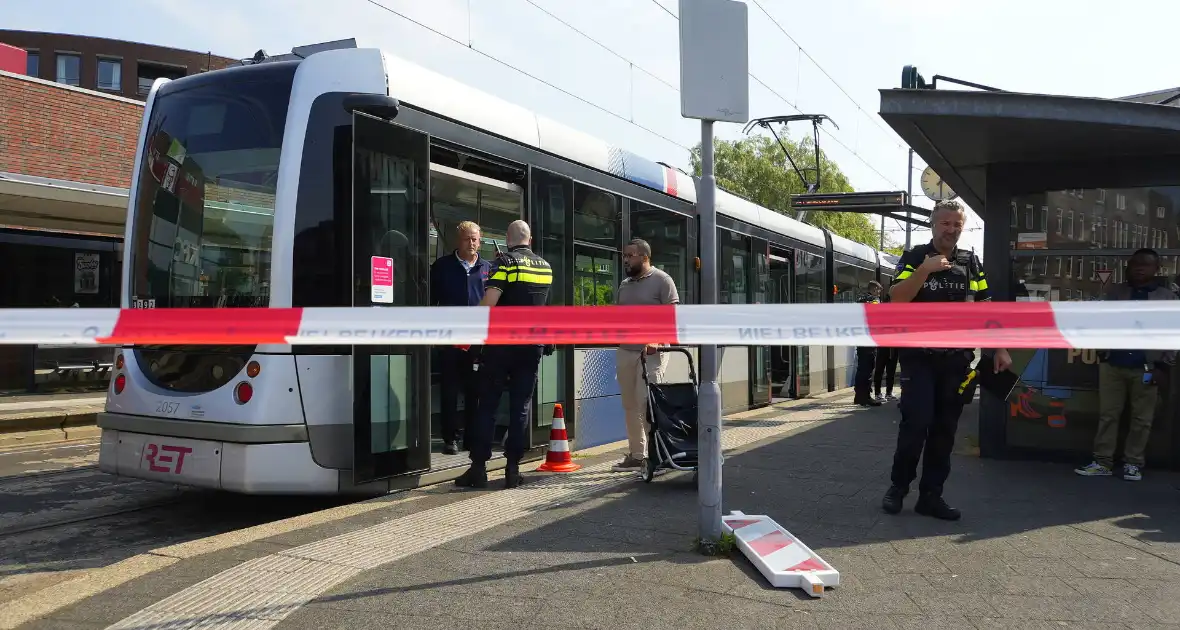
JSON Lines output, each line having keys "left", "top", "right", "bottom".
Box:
{"left": 0, "top": 30, "right": 236, "bottom": 100}
{"left": 0, "top": 32, "right": 236, "bottom": 392}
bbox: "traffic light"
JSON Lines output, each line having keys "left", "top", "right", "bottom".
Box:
{"left": 901, "top": 65, "right": 927, "bottom": 90}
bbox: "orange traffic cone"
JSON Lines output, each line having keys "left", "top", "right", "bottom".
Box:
{"left": 536, "top": 403, "right": 581, "bottom": 473}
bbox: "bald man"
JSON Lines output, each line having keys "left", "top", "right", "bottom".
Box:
{"left": 455, "top": 220, "right": 554, "bottom": 490}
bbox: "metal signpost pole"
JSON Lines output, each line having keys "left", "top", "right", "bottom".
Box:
{"left": 678, "top": 0, "right": 749, "bottom": 545}
{"left": 697, "top": 119, "right": 722, "bottom": 542}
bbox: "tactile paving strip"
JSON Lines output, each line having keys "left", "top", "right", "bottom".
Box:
{"left": 106, "top": 410, "right": 837, "bottom": 630}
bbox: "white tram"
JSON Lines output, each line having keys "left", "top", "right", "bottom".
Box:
{"left": 98, "top": 41, "right": 900, "bottom": 495}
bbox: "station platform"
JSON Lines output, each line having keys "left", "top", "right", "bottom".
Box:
{"left": 7, "top": 391, "right": 1180, "bottom": 630}
{"left": 0, "top": 391, "right": 104, "bottom": 449}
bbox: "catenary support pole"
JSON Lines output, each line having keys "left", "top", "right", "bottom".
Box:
{"left": 698, "top": 119, "right": 723, "bottom": 543}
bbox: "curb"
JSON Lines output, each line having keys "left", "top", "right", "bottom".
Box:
{"left": 0, "top": 411, "right": 102, "bottom": 449}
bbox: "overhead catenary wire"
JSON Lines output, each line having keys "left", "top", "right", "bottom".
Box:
{"left": 361, "top": 0, "right": 912, "bottom": 204}
{"left": 646, "top": 0, "right": 904, "bottom": 190}
{"left": 359, "top": 0, "right": 692, "bottom": 153}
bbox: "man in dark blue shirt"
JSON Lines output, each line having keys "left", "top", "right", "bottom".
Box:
{"left": 429, "top": 221, "right": 491, "bottom": 455}
{"left": 1075, "top": 248, "right": 1177, "bottom": 481}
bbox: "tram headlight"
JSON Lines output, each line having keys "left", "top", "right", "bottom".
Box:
{"left": 115, "top": 353, "right": 124, "bottom": 370}
{"left": 234, "top": 381, "right": 254, "bottom": 405}
{"left": 114, "top": 374, "right": 126, "bottom": 394}
{"left": 246, "top": 360, "right": 261, "bottom": 378}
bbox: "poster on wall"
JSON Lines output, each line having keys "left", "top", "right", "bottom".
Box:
{"left": 74, "top": 253, "right": 100, "bottom": 294}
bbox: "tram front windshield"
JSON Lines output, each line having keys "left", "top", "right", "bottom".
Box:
{"left": 128, "top": 69, "right": 293, "bottom": 310}
{"left": 126, "top": 67, "right": 295, "bottom": 393}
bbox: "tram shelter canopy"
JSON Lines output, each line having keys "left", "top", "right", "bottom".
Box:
{"left": 0, "top": 172, "right": 128, "bottom": 236}
{"left": 878, "top": 88, "right": 1180, "bottom": 211}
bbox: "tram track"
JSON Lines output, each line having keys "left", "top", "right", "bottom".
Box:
{"left": 0, "top": 494, "right": 185, "bottom": 538}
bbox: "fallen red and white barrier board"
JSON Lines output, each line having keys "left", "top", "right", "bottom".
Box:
{"left": 0, "top": 301, "right": 1174, "bottom": 349}
{"left": 722, "top": 510, "right": 839, "bottom": 598}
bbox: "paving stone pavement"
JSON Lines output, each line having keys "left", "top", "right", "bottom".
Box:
{"left": 267, "top": 399, "right": 1180, "bottom": 630}
{"left": 14, "top": 395, "right": 1180, "bottom": 630}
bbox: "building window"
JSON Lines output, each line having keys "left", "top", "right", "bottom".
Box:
{"left": 137, "top": 61, "right": 185, "bottom": 95}
{"left": 1010, "top": 202, "right": 1018, "bottom": 227}
{"left": 55, "top": 53, "right": 80, "bottom": 86}
{"left": 1039, "top": 206, "right": 1048, "bottom": 232}
{"left": 1055, "top": 207, "right": 1063, "bottom": 235}
{"left": 1116, "top": 194, "right": 1127, "bottom": 211}
{"left": 97, "top": 58, "right": 121, "bottom": 91}
{"left": 25, "top": 51, "right": 39, "bottom": 77}
{"left": 1025, "top": 204, "right": 1033, "bottom": 229}
{"left": 1078, "top": 214, "right": 1086, "bottom": 242}
{"left": 1067, "top": 211, "right": 1074, "bottom": 239}
{"left": 1097, "top": 189, "right": 1106, "bottom": 203}
{"left": 1054, "top": 257, "right": 1062, "bottom": 277}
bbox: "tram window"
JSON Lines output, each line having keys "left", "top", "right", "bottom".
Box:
{"left": 834, "top": 261, "right": 875, "bottom": 303}
{"left": 630, "top": 203, "right": 689, "bottom": 302}
{"left": 573, "top": 184, "right": 620, "bottom": 249}
{"left": 719, "top": 231, "right": 750, "bottom": 305}
{"left": 531, "top": 170, "right": 572, "bottom": 307}
{"left": 574, "top": 247, "right": 617, "bottom": 306}
{"left": 795, "top": 251, "right": 824, "bottom": 304}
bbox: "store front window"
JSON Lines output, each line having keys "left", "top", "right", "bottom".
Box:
{"left": 1003, "top": 185, "right": 1180, "bottom": 462}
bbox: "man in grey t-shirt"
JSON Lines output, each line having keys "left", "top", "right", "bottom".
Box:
{"left": 612, "top": 238, "right": 680, "bottom": 472}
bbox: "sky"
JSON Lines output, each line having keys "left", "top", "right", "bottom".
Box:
{"left": 8, "top": 0, "right": 1179, "bottom": 255}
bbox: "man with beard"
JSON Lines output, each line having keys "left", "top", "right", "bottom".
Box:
{"left": 612, "top": 238, "right": 680, "bottom": 473}
{"left": 881, "top": 200, "right": 1012, "bottom": 521}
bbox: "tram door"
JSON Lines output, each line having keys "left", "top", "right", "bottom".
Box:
{"left": 768, "top": 248, "right": 794, "bottom": 400}
{"left": 351, "top": 112, "right": 433, "bottom": 483}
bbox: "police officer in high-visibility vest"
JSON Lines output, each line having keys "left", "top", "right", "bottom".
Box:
{"left": 456, "top": 220, "right": 553, "bottom": 490}
{"left": 882, "top": 200, "right": 1012, "bottom": 521}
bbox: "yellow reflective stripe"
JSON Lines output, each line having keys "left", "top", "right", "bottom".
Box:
{"left": 896, "top": 270, "right": 913, "bottom": 281}
{"left": 972, "top": 279, "right": 989, "bottom": 291}
{"left": 507, "top": 272, "right": 553, "bottom": 284}
{"left": 490, "top": 271, "right": 508, "bottom": 281}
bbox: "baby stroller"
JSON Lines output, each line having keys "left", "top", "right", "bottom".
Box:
{"left": 639, "top": 346, "right": 700, "bottom": 483}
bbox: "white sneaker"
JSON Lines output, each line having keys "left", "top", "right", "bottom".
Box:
{"left": 1074, "top": 461, "right": 1113, "bottom": 477}
{"left": 1123, "top": 464, "right": 1142, "bottom": 481}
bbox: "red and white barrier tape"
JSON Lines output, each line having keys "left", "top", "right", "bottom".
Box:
{"left": 0, "top": 303, "right": 1173, "bottom": 349}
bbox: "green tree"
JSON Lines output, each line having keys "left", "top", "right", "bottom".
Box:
{"left": 690, "top": 132, "right": 904, "bottom": 252}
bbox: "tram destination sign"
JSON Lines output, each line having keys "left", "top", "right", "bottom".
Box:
{"left": 790, "top": 191, "right": 911, "bottom": 212}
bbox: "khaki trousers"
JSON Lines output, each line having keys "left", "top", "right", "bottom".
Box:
{"left": 616, "top": 349, "right": 668, "bottom": 460}
{"left": 1094, "top": 362, "right": 1159, "bottom": 468}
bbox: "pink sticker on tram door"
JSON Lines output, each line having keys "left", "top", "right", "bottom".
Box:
{"left": 371, "top": 256, "right": 394, "bottom": 304}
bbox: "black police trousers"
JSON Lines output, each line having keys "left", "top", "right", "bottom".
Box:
{"left": 890, "top": 350, "right": 972, "bottom": 497}
{"left": 468, "top": 345, "right": 543, "bottom": 466}
{"left": 854, "top": 347, "right": 876, "bottom": 400}
{"left": 438, "top": 347, "right": 479, "bottom": 445}
{"left": 874, "top": 347, "right": 898, "bottom": 397}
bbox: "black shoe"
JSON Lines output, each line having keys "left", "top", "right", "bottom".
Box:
{"left": 882, "top": 485, "right": 907, "bottom": 514}
{"left": 504, "top": 461, "right": 526, "bottom": 489}
{"left": 454, "top": 466, "right": 487, "bottom": 489}
{"left": 442, "top": 441, "right": 458, "bottom": 455}
{"left": 914, "top": 494, "right": 961, "bottom": 521}
{"left": 856, "top": 397, "right": 883, "bottom": 407}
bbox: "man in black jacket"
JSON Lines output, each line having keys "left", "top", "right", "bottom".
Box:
{"left": 429, "top": 221, "right": 491, "bottom": 454}
{"left": 854, "top": 281, "right": 883, "bottom": 407}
